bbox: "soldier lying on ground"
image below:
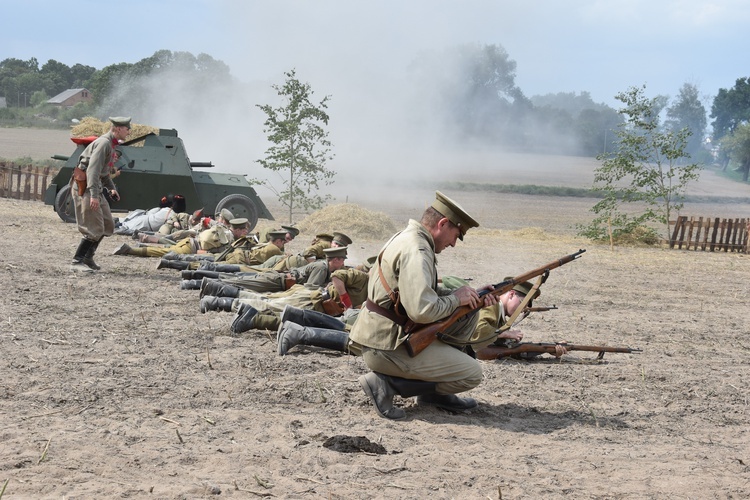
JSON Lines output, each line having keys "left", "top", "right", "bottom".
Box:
{"left": 199, "top": 264, "right": 369, "bottom": 335}
{"left": 112, "top": 213, "right": 246, "bottom": 258}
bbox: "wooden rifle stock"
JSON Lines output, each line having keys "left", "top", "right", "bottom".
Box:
{"left": 404, "top": 249, "right": 585, "bottom": 357}
{"left": 475, "top": 342, "right": 642, "bottom": 360}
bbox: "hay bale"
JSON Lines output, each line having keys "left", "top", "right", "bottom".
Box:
{"left": 296, "top": 203, "right": 398, "bottom": 241}
{"left": 71, "top": 117, "right": 159, "bottom": 146}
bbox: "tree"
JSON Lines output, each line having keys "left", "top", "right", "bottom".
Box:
{"left": 407, "top": 43, "right": 529, "bottom": 146}
{"left": 710, "top": 77, "right": 750, "bottom": 141}
{"left": 256, "top": 69, "right": 335, "bottom": 223}
{"left": 718, "top": 123, "right": 750, "bottom": 182}
{"left": 710, "top": 77, "right": 750, "bottom": 170}
{"left": 578, "top": 85, "right": 701, "bottom": 243}
{"left": 665, "top": 83, "right": 707, "bottom": 158}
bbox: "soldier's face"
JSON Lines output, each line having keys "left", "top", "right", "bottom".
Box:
{"left": 433, "top": 218, "right": 461, "bottom": 254}
{"left": 506, "top": 290, "right": 526, "bottom": 315}
{"left": 327, "top": 257, "right": 345, "bottom": 271}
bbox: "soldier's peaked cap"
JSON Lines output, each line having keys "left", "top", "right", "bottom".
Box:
{"left": 316, "top": 233, "right": 334, "bottom": 241}
{"left": 281, "top": 225, "right": 300, "bottom": 237}
{"left": 324, "top": 246, "right": 348, "bottom": 259}
{"left": 230, "top": 218, "right": 249, "bottom": 228}
{"left": 503, "top": 277, "right": 541, "bottom": 303}
{"left": 431, "top": 191, "right": 478, "bottom": 240}
{"left": 268, "top": 230, "right": 289, "bottom": 240}
{"left": 219, "top": 208, "right": 234, "bottom": 221}
{"left": 332, "top": 231, "right": 352, "bottom": 246}
{"left": 109, "top": 116, "right": 131, "bottom": 128}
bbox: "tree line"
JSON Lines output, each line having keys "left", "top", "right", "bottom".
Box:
{"left": 1, "top": 46, "right": 749, "bottom": 176}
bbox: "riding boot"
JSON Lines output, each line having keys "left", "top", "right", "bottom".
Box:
{"left": 180, "top": 270, "right": 221, "bottom": 280}
{"left": 83, "top": 237, "right": 102, "bottom": 270}
{"left": 416, "top": 393, "right": 478, "bottom": 412}
{"left": 199, "top": 278, "right": 240, "bottom": 298}
{"left": 70, "top": 238, "right": 95, "bottom": 273}
{"left": 230, "top": 303, "right": 258, "bottom": 335}
{"left": 359, "top": 373, "right": 437, "bottom": 421}
{"left": 156, "top": 259, "right": 190, "bottom": 270}
{"left": 199, "top": 262, "right": 242, "bottom": 273}
{"left": 199, "top": 296, "right": 235, "bottom": 313}
{"left": 112, "top": 242, "right": 133, "bottom": 256}
{"left": 183, "top": 254, "right": 214, "bottom": 262}
{"left": 277, "top": 322, "right": 349, "bottom": 355}
{"left": 180, "top": 279, "right": 203, "bottom": 290}
{"left": 280, "top": 305, "right": 346, "bottom": 330}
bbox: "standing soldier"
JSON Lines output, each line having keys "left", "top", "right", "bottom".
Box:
{"left": 70, "top": 116, "right": 131, "bottom": 272}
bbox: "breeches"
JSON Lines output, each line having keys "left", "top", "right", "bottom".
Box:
{"left": 73, "top": 190, "right": 114, "bottom": 241}
{"left": 362, "top": 342, "right": 483, "bottom": 395}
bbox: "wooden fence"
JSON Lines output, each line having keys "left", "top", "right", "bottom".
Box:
{"left": 0, "top": 162, "right": 57, "bottom": 201}
{"left": 669, "top": 216, "right": 748, "bottom": 253}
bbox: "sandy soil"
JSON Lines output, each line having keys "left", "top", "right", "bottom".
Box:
{"left": 1, "top": 128, "right": 749, "bottom": 498}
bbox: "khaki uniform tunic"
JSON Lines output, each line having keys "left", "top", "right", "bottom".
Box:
{"left": 72, "top": 132, "right": 118, "bottom": 240}
{"left": 223, "top": 242, "right": 282, "bottom": 266}
{"left": 349, "top": 219, "right": 482, "bottom": 395}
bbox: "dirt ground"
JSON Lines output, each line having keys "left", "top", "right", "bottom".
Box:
{"left": 1, "top": 128, "right": 750, "bottom": 499}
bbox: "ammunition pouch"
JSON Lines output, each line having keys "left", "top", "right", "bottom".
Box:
{"left": 322, "top": 298, "right": 345, "bottom": 316}
{"left": 283, "top": 273, "right": 296, "bottom": 291}
{"left": 72, "top": 167, "right": 87, "bottom": 196}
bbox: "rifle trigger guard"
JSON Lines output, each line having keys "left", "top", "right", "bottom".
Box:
{"left": 541, "top": 269, "right": 550, "bottom": 284}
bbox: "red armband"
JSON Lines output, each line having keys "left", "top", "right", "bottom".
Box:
{"left": 340, "top": 292, "right": 352, "bottom": 309}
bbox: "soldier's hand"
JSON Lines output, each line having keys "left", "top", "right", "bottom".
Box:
{"left": 453, "top": 285, "right": 480, "bottom": 308}
{"left": 90, "top": 196, "right": 100, "bottom": 210}
{"left": 476, "top": 284, "right": 498, "bottom": 307}
{"left": 554, "top": 343, "right": 569, "bottom": 357}
{"left": 110, "top": 189, "right": 120, "bottom": 202}
{"left": 500, "top": 329, "right": 523, "bottom": 341}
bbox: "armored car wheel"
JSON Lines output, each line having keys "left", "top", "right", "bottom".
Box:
{"left": 54, "top": 184, "right": 77, "bottom": 223}
{"left": 215, "top": 194, "right": 259, "bottom": 231}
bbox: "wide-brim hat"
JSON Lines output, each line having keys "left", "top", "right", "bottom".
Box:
{"left": 431, "top": 191, "right": 478, "bottom": 240}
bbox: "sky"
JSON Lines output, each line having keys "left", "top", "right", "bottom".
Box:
{"left": 5, "top": 0, "right": 750, "bottom": 196}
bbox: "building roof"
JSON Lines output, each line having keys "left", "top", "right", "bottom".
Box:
{"left": 47, "top": 88, "right": 89, "bottom": 104}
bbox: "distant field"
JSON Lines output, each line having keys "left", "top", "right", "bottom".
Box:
{"left": 3, "top": 126, "right": 750, "bottom": 234}
{"left": 0, "top": 127, "right": 73, "bottom": 161}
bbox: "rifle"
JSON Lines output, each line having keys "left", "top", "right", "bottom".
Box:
{"left": 215, "top": 235, "right": 257, "bottom": 262}
{"left": 523, "top": 305, "right": 558, "bottom": 313}
{"left": 475, "top": 342, "right": 642, "bottom": 361}
{"left": 404, "top": 249, "right": 585, "bottom": 357}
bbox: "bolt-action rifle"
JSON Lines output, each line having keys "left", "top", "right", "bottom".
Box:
{"left": 475, "top": 342, "right": 642, "bottom": 360}
{"left": 404, "top": 249, "right": 586, "bottom": 357}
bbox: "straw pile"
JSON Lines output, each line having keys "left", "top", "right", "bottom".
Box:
{"left": 71, "top": 117, "right": 159, "bottom": 145}
{"left": 296, "top": 203, "right": 398, "bottom": 241}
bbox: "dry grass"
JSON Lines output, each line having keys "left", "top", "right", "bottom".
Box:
{"left": 296, "top": 203, "right": 398, "bottom": 241}
{"left": 71, "top": 116, "right": 159, "bottom": 143}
